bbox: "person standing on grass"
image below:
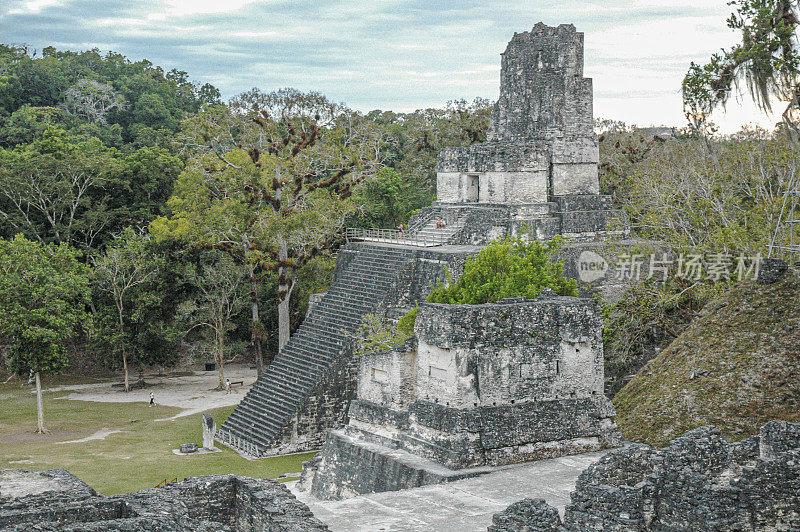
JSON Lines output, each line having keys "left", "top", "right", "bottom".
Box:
{"left": 149, "top": 391, "right": 154, "bottom": 407}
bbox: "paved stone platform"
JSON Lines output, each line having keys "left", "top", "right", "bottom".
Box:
{"left": 291, "top": 450, "right": 606, "bottom": 532}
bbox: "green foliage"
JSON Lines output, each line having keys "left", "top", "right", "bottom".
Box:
{"left": 0, "top": 235, "right": 90, "bottom": 377}
{"left": 0, "top": 105, "right": 75, "bottom": 146}
{"left": 397, "top": 307, "right": 417, "bottom": 336}
{"left": 364, "top": 98, "right": 493, "bottom": 193}
{"left": 354, "top": 236, "right": 575, "bottom": 355}
{"left": 178, "top": 253, "right": 247, "bottom": 381}
{"left": 0, "top": 45, "right": 218, "bottom": 146}
{"left": 597, "top": 123, "right": 685, "bottom": 206}
{"left": 355, "top": 314, "right": 413, "bottom": 356}
{"left": 623, "top": 131, "right": 795, "bottom": 257}
{"left": 351, "top": 167, "right": 433, "bottom": 228}
{"left": 0, "top": 128, "right": 182, "bottom": 249}
{"left": 427, "top": 236, "right": 578, "bottom": 305}
{"left": 601, "top": 276, "right": 720, "bottom": 397}
{"left": 92, "top": 228, "right": 178, "bottom": 371}
{"left": 159, "top": 87, "right": 388, "bottom": 352}
{"left": 682, "top": 0, "right": 800, "bottom": 133}
{"left": 614, "top": 266, "right": 800, "bottom": 446}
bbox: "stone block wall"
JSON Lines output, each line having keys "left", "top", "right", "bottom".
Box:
{"left": 437, "top": 23, "right": 600, "bottom": 204}
{"left": 407, "top": 200, "right": 628, "bottom": 248}
{"left": 264, "top": 351, "right": 360, "bottom": 456}
{"left": 490, "top": 24, "right": 593, "bottom": 143}
{"left": 413, "top": 297, "right": 605, "bottom": 408}
{"left": 491, "top": 421, "right": 800, "bottom": 531}
{"left": 0, "top": 471, "right": 328, "bottom": 531}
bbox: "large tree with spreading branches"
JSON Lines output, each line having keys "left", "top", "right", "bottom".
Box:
{"left": 154, "top": 88, "right": 388, "bottom": 363}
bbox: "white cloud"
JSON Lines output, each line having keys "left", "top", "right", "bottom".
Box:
{"left": 163, "top": 0, "right": 259, "bottom": 16}
{"left": 0, "top": 0, "right": 781, "bottom": 131}
{"left": 8, "top": 0, "right": 63, "bottom": 15}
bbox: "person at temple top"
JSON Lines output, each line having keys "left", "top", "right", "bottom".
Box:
{"left": 397, "top": 223, "right": 404, "bottom": 236}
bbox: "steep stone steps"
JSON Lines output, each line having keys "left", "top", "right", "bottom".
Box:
{"left": 408, "top": 216, "right": 467, "bottom": 245}
{"left": 217, "top": 243, "right": 417, "bottom": 455}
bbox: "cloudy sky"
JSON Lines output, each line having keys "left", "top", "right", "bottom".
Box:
{"left": 1, "top": 0, "right": 780, "bottom": 132}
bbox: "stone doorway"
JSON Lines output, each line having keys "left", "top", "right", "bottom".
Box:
{"left": 465, "top": 174, "right": 480, "bottom": 202}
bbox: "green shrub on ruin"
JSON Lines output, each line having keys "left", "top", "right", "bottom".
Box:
{"left": 426, "top": 235, "right": 578, "bottom": 305}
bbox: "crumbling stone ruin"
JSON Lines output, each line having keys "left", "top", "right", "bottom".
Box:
{"left": 217, "top": 245, "right": 469, "bottom": 457}
{"left": 219, "top": 22, "right": 630, "bottom": 458}
{"left": 0, "top": 469, "right": 327, "bottom": 531}
{"left": 439, "top": 22, "right": 598, "bottom": 204}
{"left": 304, "top": 294, "right": 619, "bottom": 500}
{"left": 428, "top": 22, "right": 626, "bottom": 244}
{"left": 490, "top": 421, "right": 800, "bottom": 531}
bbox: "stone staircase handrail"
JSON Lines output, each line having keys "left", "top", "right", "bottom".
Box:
{"left": 406, "top": 210, "right": 436, "bottom": 234}
{"left": 345, "top": 227, "right": 451, "bottom": 247}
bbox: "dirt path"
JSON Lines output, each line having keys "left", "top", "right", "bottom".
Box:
{"left": 46, "top": 364, "right": 257, "bottom": 443}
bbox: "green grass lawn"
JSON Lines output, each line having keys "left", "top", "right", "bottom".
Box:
{"left": 0, "top": 376, "right": 315, "bottom": 495}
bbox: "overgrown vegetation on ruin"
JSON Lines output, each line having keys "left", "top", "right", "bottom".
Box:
{"left": 613, "top": 266, "right": 800, "bottom": 446}
{"left": 355, "top": 236, "right": 577, "bottom": 355}
{"left": 426, "top": 235, "right": 578, "bottom": 304}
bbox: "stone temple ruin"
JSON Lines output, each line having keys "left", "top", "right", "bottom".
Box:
{"left": 0, "top": 469, "right": 327, "bottom": 530}
{"left": 490, "top": 421, "right": 800, "bottom": 531}
{"left": 438, "top": 24, "right": 598, "bottom": 202}
{"left": 305, "top": 295, "right": 619, "bottom": 500}
{"left": 218, "top": 22, "right": 628, "bottom": 458}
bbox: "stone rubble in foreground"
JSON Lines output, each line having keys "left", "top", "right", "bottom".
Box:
{"left": 0, "top": 469, "right": 327, "bottom": 531}
{"left": 491, "top": 421, "right": 800, "bottom": 531}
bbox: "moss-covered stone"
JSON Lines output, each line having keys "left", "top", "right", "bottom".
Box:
{"left": 614, "top": 266, "right": 800, "bottom": 447}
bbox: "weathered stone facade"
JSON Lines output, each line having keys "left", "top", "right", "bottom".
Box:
{"left": 0, "top": 469, "right": 327, "bottom": 531}
{"left": 490, "top": 421, "right": 800, "bottom": 531}
{"left": 407, "top": 196, "right": 628, "bottom": 247}
{"left": 220, "top": 242, "right": 479, "bottom": 457}
{"left": 417, "top": 23, "right": 628, "bottom": 248}
{"left": 306, "top": 295, "right": 619, "bottom": 500}
{"left": 220, "top": 22, "right": 629, "bottom": 459}
{"left": 437, "top": 23, "right": 599, "bottom": 205}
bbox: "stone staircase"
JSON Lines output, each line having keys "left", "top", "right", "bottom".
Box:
{"left": 217, "top": 244, "right": 416, "bottom": 456}
{"left": 408, "top": 215, "right": 467, "bottom": 246}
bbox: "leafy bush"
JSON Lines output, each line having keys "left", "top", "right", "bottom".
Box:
{"left": 388, "top": 237, "right": 578, "bottom": 336}
{"left": 396, "top": 306, "right": 417, "bottom": 336}
{"left": 427, "top": 235, "right": 578, "bottom": 304}
{"left": 355, "top": 314, "right": 413, "bottom": 356}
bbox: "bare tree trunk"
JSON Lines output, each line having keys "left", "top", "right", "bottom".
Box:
{"left": 216, "top": 331, "right": 225, "bottom": 390}
{"left": 35, "top": 371, "right": 46, "bottom": 433}
{"left": 277, "top": 236, "right": 291, "bottom": 352}
{"left": 122, "top": 350, "right": 129, "bottom": 392}
{"left": 249, "top": 265, "right": 264, "bottom": 374}
{"left": 118, "top": 305, "right": 129, "bottom": 392}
